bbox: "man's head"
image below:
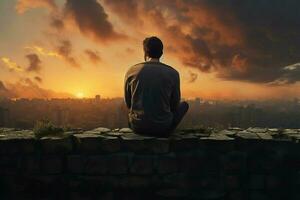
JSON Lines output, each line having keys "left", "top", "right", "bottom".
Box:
{"left": 143, "top": 36, "right": 163, "bottom": 61}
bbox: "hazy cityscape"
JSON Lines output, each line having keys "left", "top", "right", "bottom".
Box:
{"left": 0, "top": 96, "right": 299, "bottom": 130}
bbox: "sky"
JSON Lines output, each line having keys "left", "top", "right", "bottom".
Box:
{"left": 0, "top": 0, "right": 300, "bottom": 100}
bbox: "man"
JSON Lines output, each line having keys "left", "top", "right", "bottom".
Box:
{"left": 124, "top": 36, "right": 189, "bottom": 137}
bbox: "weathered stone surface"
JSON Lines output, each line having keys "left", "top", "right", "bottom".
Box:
{"left": 91, "top": 127, "right": 111, "bottom": 134}
{"left": 249, "top": 175, "right": 265, "bottom": 190}
{"left": 221, "top": 152, "right": 247, "bottom": 171}
{"left": 0, "top": 130, "right": 35, "bottom": 154}
{"left": 218, "top": 129, "right": 237, "bottom": 136}
{"left": 256, "top": 132, "right": 273, "bottom": 140}
{"left": 121, "top": 133, "right": 154, "bottom": 153}
{"left": 100, "top": 137, "right": 121, "bottom": 153}
{"left": 74, "top": 133, "right": 103, "bottom": 153}
{"left": 155, "top": 153, "right": 177, "bottom": 174}
{"left": 202, "top": 134, "right": 235, "bottom": 141}
{"left": 85, "top": 156, "right": 107, "bottom": 175}
{"left": 22, "top": 156, "right": 40, "bottom": 173}
{"left": 41, "top": 156, "right": 63, "bottom": 174}
{"left": 236, "top": 130, "right": 259, "bottom": 139}
{"left": 119, "top": 128, "right": 133, "bottom": 133}
{"left": 170, "top": 135, "right": 199, "bottom": 151}
{"left": 247, "top": 127, "right": 268, "bottom": 133}
{"left": 130, "top": 155, "right": 153, "bottom": 175}
{"left": 0, "top": 156, "right": 20, "bottom": 174}
{"left": 1, "top": 126, "right": 300, "bottom": 199}
{"left": 40, "top": 135, "right": 73, "bottom": 154}
{"left": 107, "top": 154, "right": 129, "bottom": 175}
{"left": 150, "top": 138, "right": 169, "bottom": 154}
{"left": 68, "top": 155, "right": 85, "bottom": 174}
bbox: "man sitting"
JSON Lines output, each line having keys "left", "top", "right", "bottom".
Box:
{"left": 124, "top": 36, "right": 189, "bottom": 137}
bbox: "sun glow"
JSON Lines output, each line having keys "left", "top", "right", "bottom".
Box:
{"left": 76, "top": 92, "right": 85, "bottom": 99}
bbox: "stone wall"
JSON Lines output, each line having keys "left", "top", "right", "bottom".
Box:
{"left": 1, "top": 127, "right": 300, "bottom": 200}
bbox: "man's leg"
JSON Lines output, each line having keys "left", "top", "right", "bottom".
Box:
{"left": 170, "top": 101, "right": 189, "bottom": 131}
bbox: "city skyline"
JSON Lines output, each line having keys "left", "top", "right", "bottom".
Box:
{"left": 1, "top": 0, "right": 300, "bottom": 100}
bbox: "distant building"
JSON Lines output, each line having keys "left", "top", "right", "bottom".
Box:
{"left": 95, "top": 95, "right": 101, "bottom": 103}
{"left": 53, "top": 107, "right": 70, "bottom": 127}
{"left": 0, "top": 107, "right": 9, "bottom": 127}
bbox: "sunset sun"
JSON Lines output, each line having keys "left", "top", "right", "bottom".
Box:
{"left": 76, "top": 92, "right": 84, "bottom": 99}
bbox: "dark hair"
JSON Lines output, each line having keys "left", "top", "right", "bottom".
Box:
{"left": 143, "top": 36, "right": 163, "bottom": 60}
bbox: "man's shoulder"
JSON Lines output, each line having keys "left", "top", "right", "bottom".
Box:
{"left": 160, "top": 63, "right": 179, "bottom": 74}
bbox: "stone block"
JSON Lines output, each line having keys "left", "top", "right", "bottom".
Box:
{"left": 236, "top": 130, "right": 259, "bottom": 140}
{"left": 68, "top": 155, "right": 85, "bottom": 174}
{"left": 177, "top": 151, "right": 205, "bottom": 172}
{"left": 0, "top": 156, "right": 20, "bottom": 174}
{"left": 40, "top": 135, "right": 73, "bottom": 154}
{"left": 107, "top": 154, "right": 129, "bottom": 175}
{"left": 199, "top": 136, "right": 235, "bottom": 153}
{"left": 150, "top": 138, "right": 169, "bottom": 154}
{"left": 248, "top": 175, "right": 265, "bottom": 190}
{"left": 155, "top": 153, "right": 178, "bottom": 174}
{"left": 225, "top": 175, "right": 240, "bottom": 190}
{"left": 85, "top": 156, "right": 107, "bottom": 175}
{"left": 130, "top": 155, "right": 153, "bottom": 175}
{"left": 265, "top": 175, "right": 281, "bottom": 190}
{"left": 22, "top": 156, "right": 40, "bottom": 173}
{"left": 121, "top": 133, "right": 154, "bottom": 153}
{"left": 41, "top": 156, "right": 63, "bottom": 174}
{"left": 226, "top": 190, "right": 244, "bottom": 200}
{"left": 221, "top": 152, "right": 247, "bottom": 172}
{"left": 74, "top": 133, "right": 103, "bottom": 153}
{"left": 118, "top": 176, "right": 152, "bottom": 188}
{"left": 170, "top": 135, "right": 199, "bottom": 152}
{"left": 100, "top": 137, "right": 121, "bottom": 153}
{"left": 249, "top": 191, "right": 269, "bottom": 200}
{"left": 163, "top": 173, "right": 189, "bottom": 188}
{"left": 0, "top": 138, "right": 36, "bottom": 155}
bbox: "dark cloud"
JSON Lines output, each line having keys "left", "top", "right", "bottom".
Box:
{"left": 0, "top": 81, "right": 8, "bottom": 91}
{"left": 65, "top": 0, "right": 126, "bottom": 42}
{"left": 0, "top": 81, "right": 12, "bottom": 98}
{"left": 104, "top": 0, "right": 300, "bottom": 84}
{"left": 84, "top": 49, "right": 101, "bottom": 64}
{"left": 34, "top": 76, "right": 43, "bottom": 83}
{"left": 50, "top": 17, "right": 64, "bottom": 30}
{"left": 188, "top": 71, "right": 198, "bottom": 83}
{"left": 102, "top": 0, "right": 142, "bottom": 25}
{"left": 26, "top": 53, "right": 42, "bottom": 72}
{"left": 16, "top": 0, "right": 57, "bottom": 14}
{"left": 56, "top": 40, "right": 80, "bottom": 68}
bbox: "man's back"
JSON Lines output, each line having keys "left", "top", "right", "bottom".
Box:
{"left": 125, "top": 61, "right": 180, "bottom": 134}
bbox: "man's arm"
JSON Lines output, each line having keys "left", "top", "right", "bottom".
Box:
{"left": 124, "top": 75, "right": 131, "bottom": 109}
{"left": 170, "top": 72, "right": 181, "bottom": 112}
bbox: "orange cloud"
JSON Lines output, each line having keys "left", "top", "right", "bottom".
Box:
{"left": 16, "top": 0, "right": 57, "bottom": 14}
{"left": 1, "top": 57, "right": 23, "bottom": 72}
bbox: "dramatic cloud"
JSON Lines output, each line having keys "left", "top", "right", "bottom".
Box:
{"left": 1, "top": 57, "right": 23, "bottom": 72}
{"left": 271, "top": 64, "right": 300, "bottom": 85}
{"left": 103, "top": 0, "right": 300, "bottom": 85}
{"left": 65, "top": 0, "right": 126, "bottom": 42}
{"left": 34, "top": 76, "right": 43, "bottom": 83}
{"left": 188, "top": 71, "right": 198, "bottom": 83}
{"left": 85, "top": 50, "right": 101, "bottom": 64}
{"left": 25, "top": 46, "right": 60, "bottom": 58}
{"left": 16, "top": 0, "right": 57, "bottom": 14}
{"left": 0, "top": 78, "right": 73, "bottom": 99}
{"left": 55, "top": 40, "right": 80, "bottom": 67}
{"left": 26, "top": 54, "right": 42, "bottom": 72}
{"left": 0, "top": 81, "right": 12, "bottom": 98}
{"left": 50, "top": 17, "right": 64, "bottom": 30}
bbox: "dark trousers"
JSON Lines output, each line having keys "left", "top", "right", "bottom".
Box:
{"left": 129, "top": 101, "right": 189, "bottom": 137}
{"left": 169, "top": 101, "right": 189, "bottom": 132}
